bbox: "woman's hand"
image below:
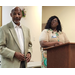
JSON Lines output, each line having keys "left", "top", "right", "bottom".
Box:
{"left": 58, "top": 42, "right": 63, "bottom": 45}
{"left": 54, "top": 42, "right": 63, "bottom": 46}
{"left": 40, "top": 41, "right": 64, "bottom": 47}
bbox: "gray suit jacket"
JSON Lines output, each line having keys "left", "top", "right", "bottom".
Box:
{"left": 0, "top": 21, "right": 32, "bottom": 68}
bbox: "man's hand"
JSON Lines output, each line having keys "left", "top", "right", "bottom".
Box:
{"left": 26, "top": 52, "right": 31, "bottom": 63}
{"left": 14, "top": 52, "right": 25, "bottom": 61}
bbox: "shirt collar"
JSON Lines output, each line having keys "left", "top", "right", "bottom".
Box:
{"left": 12, "top": 21, "right": 21, "bottom": 28}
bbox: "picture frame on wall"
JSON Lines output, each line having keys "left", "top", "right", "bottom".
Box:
{"left": 0, "top": 6, "right": 2, "bottom": 67}
{"left": 0, "top": 6, "right": 2, "bottom": 27}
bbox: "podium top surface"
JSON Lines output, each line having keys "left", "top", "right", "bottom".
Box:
{"left": 43, "top": 42, "right": 75, "bottom": 50}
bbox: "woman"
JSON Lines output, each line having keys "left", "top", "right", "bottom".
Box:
{"left": 39, "top": 16, "right": 69, "bottom": 68}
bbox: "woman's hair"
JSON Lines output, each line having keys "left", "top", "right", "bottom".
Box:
{"left": 45, "top": 16, "right": 62, "bottom": 32}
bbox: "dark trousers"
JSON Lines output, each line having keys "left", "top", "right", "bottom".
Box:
{"left": 20, "top": 61, "right": 25, "bottom": 68}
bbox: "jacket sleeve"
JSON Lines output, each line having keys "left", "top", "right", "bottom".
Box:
{"left": 0, "top": 28, "right": 15, "bottom": 61}
{"left": 27, "top": 29, "right": 32, "bottom": 56}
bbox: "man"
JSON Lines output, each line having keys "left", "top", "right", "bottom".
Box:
{"left": 0, "top": 7, "right": 32, "bottom": 68}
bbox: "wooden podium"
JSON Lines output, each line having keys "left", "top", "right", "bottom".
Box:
{"left": 43, "top": 43, "right": 75, "bottom": 68}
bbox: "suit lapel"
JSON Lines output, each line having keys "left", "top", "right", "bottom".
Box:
{"left": 8, "top": 22, "right": 21, "bottom": 50}
{"left": 21, "top": 25, "right": 26, "bottom": 52}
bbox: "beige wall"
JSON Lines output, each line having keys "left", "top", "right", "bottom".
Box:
{"left": 42, "top": 6, "right": 75, "bottom": 42}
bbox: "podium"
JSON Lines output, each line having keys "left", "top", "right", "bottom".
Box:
{"left": 43, "top": 43, "right": 75, "bottom": 68}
